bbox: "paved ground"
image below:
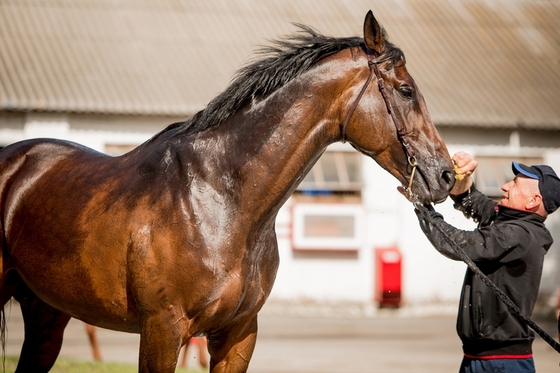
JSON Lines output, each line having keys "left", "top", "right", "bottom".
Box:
{"left": 3, "top": 300, "right": 559, "bottom": 373}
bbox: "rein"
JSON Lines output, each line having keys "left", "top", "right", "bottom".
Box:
{"left": 341, "top": 47, "right": 418, "bottom": 200}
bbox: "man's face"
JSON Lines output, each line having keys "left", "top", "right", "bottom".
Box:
{"left": 500, "top": 175, "right": 540, "bottom": 211}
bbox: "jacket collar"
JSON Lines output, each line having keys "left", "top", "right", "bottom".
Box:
{"left": 496, "top": 204, "right": 546, "bottom": 223}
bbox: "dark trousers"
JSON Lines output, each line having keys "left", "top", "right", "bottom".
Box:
{"left": 459, "top": 356, "right": 535, "bottom": 373}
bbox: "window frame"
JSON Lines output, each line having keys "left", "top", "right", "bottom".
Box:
{"left": 291, "top": 203, "right": 364, "bottom": 251}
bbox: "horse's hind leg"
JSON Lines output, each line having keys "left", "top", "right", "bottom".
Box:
{"left": 13, "top": 280, "right": 71, "bottom": 373}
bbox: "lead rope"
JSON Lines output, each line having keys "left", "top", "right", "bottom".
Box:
{"left": 414, "top": 205, "right": 560, "bottom": 354}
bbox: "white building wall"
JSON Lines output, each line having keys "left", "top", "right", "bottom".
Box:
{"left": 272, "top": 198, "right": 374, "bottom": 303}
{"left": 0, "top": 113, "right": 163, "bottom": 153}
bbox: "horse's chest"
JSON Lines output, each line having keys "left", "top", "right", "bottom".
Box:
{"left": 199, "top": 244, "right": 279, "bottom": 324}
{"left": 213, "top": 263, "right": 274, "bottom": 312}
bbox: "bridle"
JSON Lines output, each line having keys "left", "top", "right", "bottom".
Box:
{"left": 340, "top": 46, "right": 418, "bottom": 200}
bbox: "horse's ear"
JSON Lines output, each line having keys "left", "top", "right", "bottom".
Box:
{"left": 363, "top": 10, "right": 386, "bottom": 56}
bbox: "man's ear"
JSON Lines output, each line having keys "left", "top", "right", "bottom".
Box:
{"left": 526, "top": 194, "right": 543, "bottom": 211}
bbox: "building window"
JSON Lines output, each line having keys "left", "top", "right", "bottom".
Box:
{"left": 290, "top": 151, "right": 364, "bottom": 252}
{"left": 475, "top": 156, "right": 543, "bottom": 198}
{"left": 291, "top": 203, "right": 363, "bottom": 251}
{"left": 295, "top": 151, "right": 362, "bottom": 198}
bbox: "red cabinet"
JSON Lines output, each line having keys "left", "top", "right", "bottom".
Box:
{"left": 375, "top": 247, "right": 402, "bottom": 308}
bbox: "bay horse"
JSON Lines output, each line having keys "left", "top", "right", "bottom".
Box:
{"left": 0, "top": 11, "right": 454, "bottom": 373}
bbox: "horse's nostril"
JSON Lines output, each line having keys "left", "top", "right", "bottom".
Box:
{"left": 442, "top": 170, "right": 454, "bottom": 186}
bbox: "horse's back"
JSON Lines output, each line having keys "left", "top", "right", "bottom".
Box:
{"left": 0, "top": 138, "right": 107, "bottom": 219}
{"left": 0, "top": 138, "right": 105, "bottom": 179}
{"left": 0, "top": 137, "right": 106, "bottom": 234}
{"left": 0, "top": 138, "right": 110, "bottom": 252}
{"left": 0, "top": 137, "right": 105, "bottom": 165}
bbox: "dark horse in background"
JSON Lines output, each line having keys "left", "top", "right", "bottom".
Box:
{"left": 0, "top": 11, "right": 454, "bottom": 373}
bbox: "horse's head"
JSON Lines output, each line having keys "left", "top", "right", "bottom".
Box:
{"left": 342, "top": 11, "right": 454, "bottom": 205}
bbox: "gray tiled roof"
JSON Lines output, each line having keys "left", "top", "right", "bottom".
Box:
{"left": 1, "top": 0, "right": 559, "bottom": 129}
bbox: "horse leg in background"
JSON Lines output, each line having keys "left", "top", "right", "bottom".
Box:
{"left": 179, "top": 337, "right": 209, "bottom": 369}
{"left": 197, "top": 337, "right": 209, "bottom": 369}
{"left": 0, "top": 271, "right": 18, "bottom": 359}
{"left": 179, "top": 341, "right": 189, "bottom": 368}
{"left": 207, "top": 317, "right": 258, "bottom": 373}
{"left": 13, "top": 281, "right": 71, "bottom": 373}
{"left": 85, "top": 323, "right": 102, "bottom": 361}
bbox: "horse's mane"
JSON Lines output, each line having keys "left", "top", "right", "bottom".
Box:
{"left": 166, "top": 25, "right": 402, "bottom": 136}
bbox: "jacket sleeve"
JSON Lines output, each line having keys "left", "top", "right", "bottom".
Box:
{"left": 451, "top": 185, "right": 497, "bottom": 227}
{"left": 415, "top": 207, "right": 531, "bottom": 263}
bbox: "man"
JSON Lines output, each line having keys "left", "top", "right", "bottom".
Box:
{"left": 414, "top": 152, "right": 560, "bottom": 373}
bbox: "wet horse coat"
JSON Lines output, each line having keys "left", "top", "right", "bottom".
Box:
{"left": 0, "top": 11, "right": 454, "bottom": 373}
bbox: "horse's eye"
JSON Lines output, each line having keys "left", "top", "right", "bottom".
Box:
{"left": 398, "top": 85, "right": 414, "bottom": 99}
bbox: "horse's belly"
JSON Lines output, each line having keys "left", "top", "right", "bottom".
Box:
{"left": 9, "top": 240, "right": 141, "bottom": 332}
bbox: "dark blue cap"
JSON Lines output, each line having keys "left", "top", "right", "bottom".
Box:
{"left": 512, "top": 161, "right": 560, "bottom": 214}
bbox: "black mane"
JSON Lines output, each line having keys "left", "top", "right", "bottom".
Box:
{"left": 169, "top": 25, "right": 402, "bottom": 135}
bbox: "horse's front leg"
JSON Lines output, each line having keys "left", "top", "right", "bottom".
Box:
{"left": 138, "top": 310, "right": 184, "bottom": 373}
{"left": 208, "top": 316, "right": 258, "bottom": 373}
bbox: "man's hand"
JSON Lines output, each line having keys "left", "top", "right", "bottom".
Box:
{"left": 451, "top": 152, "right": 477, "bottom": 196}
{"left": 414, "top": 203, "right": 444, "bottom": 236}
{"left": 415, "top": 204, "right": 443, "bottom": 220}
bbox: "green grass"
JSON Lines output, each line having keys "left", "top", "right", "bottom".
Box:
{"left": 2, "top": 356, "right": 206, "bottom": 373}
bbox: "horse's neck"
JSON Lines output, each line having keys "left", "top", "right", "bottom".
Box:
{"left": 221, "top": 81, "right": 341, "bottom": 221}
